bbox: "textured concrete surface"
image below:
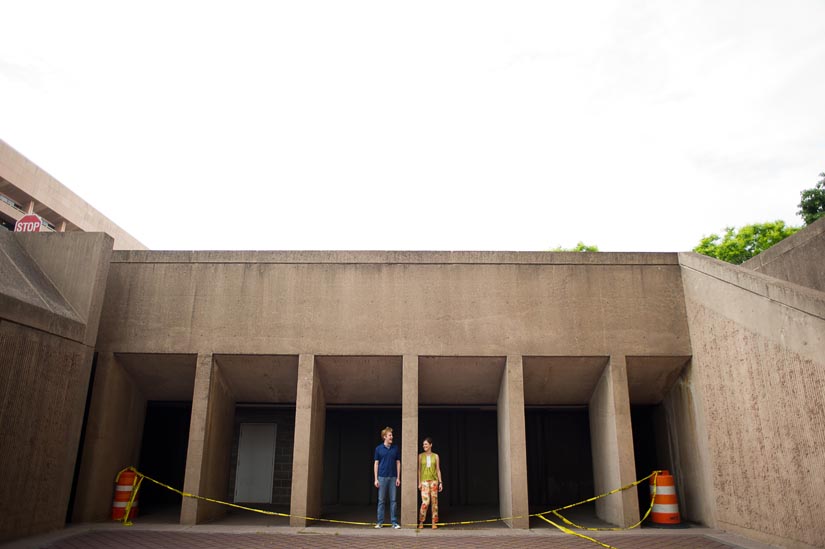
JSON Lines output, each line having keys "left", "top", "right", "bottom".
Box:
{"left": 15, "top": 231, "right": 113, "bottom": 345}
{"left": 0, "top": 232, "right": 113, "bottom": 542}
{"left": 589, "top": 356, "right": 639, "bottom": 528}
{"left": 0, "top": 231, "right": 84, "bottom": 341}
{"left": 0, "top": 524, "right": 778, "bottom": 549}
{"left": 0, "top": 323, "right": 93, "bottom": 542}
{"left": 742, "top": 215, "right": 825, "bottom": 292}
{"left": 497, "top": 355, "right": 529, "bottom": 529}
{"left": 97, "top": 254, "right": 692, "bottom": 357}
{"left": 680, "top": 252, "right": 825, "bottom": 549}
{"left": 71, "top": 353, "right": 147, "bottom": 523}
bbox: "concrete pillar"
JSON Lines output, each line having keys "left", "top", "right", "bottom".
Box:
{"left": 496, "top": 355, "right": 530, "bottom": 529}
{"left": 588, "top": 355, "right": 639, "bottom": 527}
{"left": 180, "top": 353, "right": 236, "bottom": 525}
{"left": 400, "top": 355, "right": 419, "bottom": 528}
{"left": 290, "top": 354, "right": 326, "bottom": 526}
{"left": 72, "top": 353, "right": 146, "bottom": 522}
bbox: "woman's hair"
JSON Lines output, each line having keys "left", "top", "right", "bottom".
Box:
{"left": 380, "top": 426, "right": 393, "bottom": 439}
{"left": 423, "top": 437, "right": 432, "bottom": 444}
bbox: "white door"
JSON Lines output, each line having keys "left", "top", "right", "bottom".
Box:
{"left": 234, "top": 423, "right": 277, "bottom": 503}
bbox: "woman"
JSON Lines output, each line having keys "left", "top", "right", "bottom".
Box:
{"left": 417, "top": 437, "right": 443, "bottom": 529}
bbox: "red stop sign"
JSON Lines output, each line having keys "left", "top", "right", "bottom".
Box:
{"left": 15, "top": 214, "right": 43, "bottom": 232}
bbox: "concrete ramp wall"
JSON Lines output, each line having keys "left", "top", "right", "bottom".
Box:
{"left": 742, "top": 216, "right": 825, "bottom": 292}
{"left": 679, "top": 252, "right": 825, "bottom": 549}
{"left": 0, "top": 231, "right": 112, "bottom": 542}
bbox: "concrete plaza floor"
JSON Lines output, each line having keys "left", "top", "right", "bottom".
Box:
{"left": 1, "top": 522, "right": 780, "bottom": 549}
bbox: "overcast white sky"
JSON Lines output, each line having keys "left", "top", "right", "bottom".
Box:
{"left": 2, "top": 1, "right": 823, "bottom": 251}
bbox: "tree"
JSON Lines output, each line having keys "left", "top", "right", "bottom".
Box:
{"left": 798, "top": 172, "right": 825, "bottom": 225}
{"left": 693, "top": 221, "right": 800, "bottom": 264}
{"left": 551, "top": 242, "right": 599, "bottom": 252}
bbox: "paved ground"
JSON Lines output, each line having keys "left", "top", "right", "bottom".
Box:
{"left": 1, "top": 525, "right": 779, "bottom": 549}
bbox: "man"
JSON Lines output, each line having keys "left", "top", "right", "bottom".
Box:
{"left": 373, "top": 426, "right": 401, "bottom": 528}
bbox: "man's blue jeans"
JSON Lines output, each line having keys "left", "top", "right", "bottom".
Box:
{"left": 377, "top": 476, "right": 398, "bottom": 525}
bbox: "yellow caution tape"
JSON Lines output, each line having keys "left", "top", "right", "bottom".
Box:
{"left": 114, "top": 466, "right": 663, "bottom": 546}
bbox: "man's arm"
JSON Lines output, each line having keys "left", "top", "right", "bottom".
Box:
{"left": 395, "top": 459, "right": 401, "bottom": 487}
{"left": 374, "top": 460, "right": 380, "bottom": 488}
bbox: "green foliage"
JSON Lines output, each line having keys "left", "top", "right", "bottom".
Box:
{"left": 797, "top": 172, "right": 825, "bottom": 225}
{"left": 551, "top": 242, "right": 599, "bottom": 252}
{"left": 693, "top": 221, "right": 800, "bottom": 264}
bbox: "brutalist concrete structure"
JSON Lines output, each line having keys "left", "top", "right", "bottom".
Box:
{"left": 0, "top": 143, "right": 823, "bottom": 548}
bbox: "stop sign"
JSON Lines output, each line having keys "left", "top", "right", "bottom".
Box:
{"left": 15, "top": 214, "right": 43, "bottom": 232}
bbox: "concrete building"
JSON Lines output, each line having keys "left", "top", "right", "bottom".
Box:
{"left": 0, "top": 139, "right": 145, "bottom": 250}
{"left": 1, "top": 143, "right": 823, "bottom": 548}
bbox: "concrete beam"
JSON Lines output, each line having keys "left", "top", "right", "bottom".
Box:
{"left": 401, "top": 355, "right": 418, "bottom": 528}
{"left": 589, "top": 355, "right": 639, "bottom": 527}
{"left": 180, "top": 353, "right": 235, "bottom": 524}
{"left": 497, "top": 355, "right": 529, "bottom": 529}
{"left": 289, "top": 354, "right": 326, "bottom": 526}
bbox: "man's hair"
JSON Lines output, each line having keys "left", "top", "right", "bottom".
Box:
{"left": 381, "top": 426, "right": 393, "bottom": 440}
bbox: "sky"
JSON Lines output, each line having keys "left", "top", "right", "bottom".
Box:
{"left": 1, "top": 1, "right": 824, "bottom": 252}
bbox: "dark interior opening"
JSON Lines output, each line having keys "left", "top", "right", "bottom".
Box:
{"left": 418, "top": 408, "right": 500, "bottom": 524}
{"left": 526, "top": 408, "right": 594, "bottom": 510}
{"left": 322, "top": 407, "right": 402, "bottom": 516}
{"left": 136, "top": 401, "right": 191, "bottom": 515}
{"left": 631, "top": 404, "right": 670, "bottom": 517}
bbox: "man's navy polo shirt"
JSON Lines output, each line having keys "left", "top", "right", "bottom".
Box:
{"left": 374, "top": 443, "right": 400, "bottom": 477}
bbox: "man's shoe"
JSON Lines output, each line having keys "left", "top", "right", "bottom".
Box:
{"left": 374, "top": 524, "right": 382, "bottom": 528}
{"left": 392, "top": 523, "right": 401, "bottom": 529}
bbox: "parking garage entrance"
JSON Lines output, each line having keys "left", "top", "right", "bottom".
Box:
{"left": 136, "top": 401, "right": 191, "bottom": 519}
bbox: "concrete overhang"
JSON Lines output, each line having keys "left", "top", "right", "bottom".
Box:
{"left": 317, "top": 355, "right": 402, "bottom": 405}
{"left": 626, "top": 356, "right": 690, "bottom": 404}
{"left": 523, "top": 356, "right": 609, "bottom": 406}
{"left": 117, "top": 353, "right": 196, "bottom": 400}
{"left": 419, "top": 356, "right": 506, "bottom": 405}
{"left": 215, "top": 354, "right": 298, "bottom": 403}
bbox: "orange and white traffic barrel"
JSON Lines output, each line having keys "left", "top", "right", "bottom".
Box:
{"left": 112, "top": 470, "right": 139, "bottom": 520}
{"left": 649, "top": 470, "right": 680, "bottom": 525}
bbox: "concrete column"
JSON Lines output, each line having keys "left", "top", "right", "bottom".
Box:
{"left": 181, "top": 353, "right": 236, "bottom": 525}
{"left": 400, "top": 355, "right": 419, "bottom": 528}
{"left": 496, "top": 355, "right": 530, "bottom": 529}
{"left": 588, "top": 355, "right": 639, "bottom": 527}
{"left": 290, "top": 354, "right": 326, "bottom": 526}
{"left": 72, "top": 353, "right": 146, "bottom": 522}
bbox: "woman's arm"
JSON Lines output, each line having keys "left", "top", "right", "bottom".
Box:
{"left": 436, "top": 454, "right": 443, "bottom": 491}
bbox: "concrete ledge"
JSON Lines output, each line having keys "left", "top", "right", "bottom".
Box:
{"left": 742, "top": 215, "right": 825, "bottom": 271}
{"left": 678, "top": 251, "right": 825, "bottom": 320}
{"left": 112, "top": 250, "right": 680, "bottom": 265}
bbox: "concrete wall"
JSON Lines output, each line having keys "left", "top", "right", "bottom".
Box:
{"left": 679, "top": 252, "right": 825, "bottom": 549}
{"left": 97, "top": 252, "right": 691, "bottom": 357}
{"left": 741, "top": 216, "right": 825, "bottom": 292}
{"left": 0, "top": 232, "right": 112, "bottom": 541}
{"left": 0, "top": 323, "right": 93, "bottom": 541}
{"left": 659, "top": 361, "right": 714, "bottom": 527}
{"left": 16, "top": 232, "right": 114, "bottom": 346}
